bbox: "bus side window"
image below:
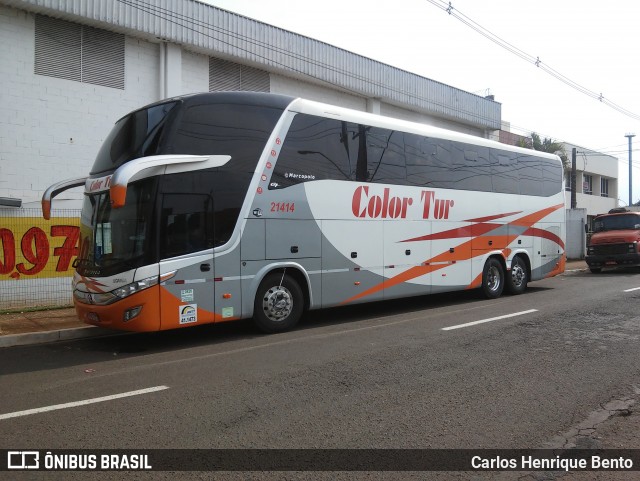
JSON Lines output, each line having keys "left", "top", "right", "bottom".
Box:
{"left": 490, "top": 149, "right": 519, "bottom": 195}
{"left": 518, "top": 155, "right": 543, "bottom": 196}
{"left": 405, "top": 133, "right": 433, "bottom": 187}
{"left": 366, "top": 127, "right": 406, "bottom": 184}
{"left": 407, "top": 137, "right": 453, "bottom": 189}
{"left": 271, "top": 114, "right": 356, "bottom": 189}
{"left": 541, "top": 158, "right": 563, "bottom": 197}
{"left": 448, "top": 142, "right": 491, "bottom": 192}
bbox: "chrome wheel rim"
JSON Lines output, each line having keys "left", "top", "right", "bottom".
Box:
{"left": 487, "top": 265, "right": 501, "bottom": 292}
{"left": 511, "top": 263, "right": 525, "bottom": 287}
{"left": 262, "top": 285, "right": 293, "bottom": 322}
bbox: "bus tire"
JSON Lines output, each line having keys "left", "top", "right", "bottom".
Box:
{"left": 589, "top": 267, "right": 602, "bottom": 274}
{"left": 482, "top": 258, "right": 504, "bottom": 299}
{"left": 253, "top": 272, "right": 303, "bottom": 333}
{"left": 506, "top": 256, "right": 528, "bottom": 295}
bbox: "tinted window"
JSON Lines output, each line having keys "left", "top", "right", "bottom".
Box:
{"left": 272, "top": 113, "right": 561, "bottom": 197}
{"left": 541, "top": 158, "right": 563, "bottom": 196}
{"left": 405, "top": 136, "right": 452, "bottom": 188}
{"left": 159, "top": 169, "right": 250, "bottom": 257}
{"left": 518, "top": 154, "right": 543, "bottom": 196}
{"left": 92, "top": 102, "right": 178, "bottom": 174}
{"left": 366, "top": 128, "right": 406, "bottom": 184}
{"left": 171, "top": 103, "right": 283, "bottom": 173}
{"left": 448, "top": 142, "right": 492, "bottom": 192}
{"left": 271, "top": 115, "right": 357, "bottom": 189}
{"left": 490, "top": 149, "right": 519, "bottom": 195}
{"left": 161, "top": 193, "right": 214, "bottom": 258}
{"left": 92, "top": 101, "right": 284, "bottom": 176}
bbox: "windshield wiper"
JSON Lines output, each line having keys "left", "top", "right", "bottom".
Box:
{"left": 72, "top": 258, "right": 95, "bottom": 269}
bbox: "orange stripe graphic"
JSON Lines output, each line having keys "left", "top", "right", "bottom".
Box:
{"left": 342, "top": 203, "right": 564, "bottom": 304}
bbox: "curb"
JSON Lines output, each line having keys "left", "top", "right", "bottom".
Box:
{"left": 563, "top": 267, "right": 588, "bottom": 274}
{"left": 0, "top": 326, "right": 121, "bottom": 348}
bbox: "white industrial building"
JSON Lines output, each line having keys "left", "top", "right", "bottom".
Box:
{"left": 563, "top": 143, "right": 618, "bottom": 228}
{"left": 0, "top": 0, "right": 502, "bottom": 210}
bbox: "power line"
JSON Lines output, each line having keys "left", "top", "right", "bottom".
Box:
{"left": 117, "top": 0, "right": 632, "bottom": 158}
{"left": 426, "top": 0, "right": 640, "bottom": 121}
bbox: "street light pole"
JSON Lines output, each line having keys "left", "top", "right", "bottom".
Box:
{"left": 625, "top": 133, "right": 635, "bottom": 206}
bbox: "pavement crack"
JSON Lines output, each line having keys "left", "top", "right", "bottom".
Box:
{"left": 543, "top": 388, "right": 639, "bottom": 451}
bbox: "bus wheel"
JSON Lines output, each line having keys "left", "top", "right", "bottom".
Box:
{"left": 589, "top": 267, "right": 602, "bottom": 274}
{"left": 482, "top": 258, "right": 504, "bottom": 299}
{"left": 506, "top": 256, "right": 528, "bottom": 295}
{"left": 253, "top": 272, "right": 303, "bottom": 333}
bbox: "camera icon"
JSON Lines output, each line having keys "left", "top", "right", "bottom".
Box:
{"left": 7, "top": 451, "right": 39, "bottom": 469}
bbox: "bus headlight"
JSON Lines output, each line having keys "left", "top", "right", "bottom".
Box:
{"left": 112, "top": 276, "right": 159, "bottom": 299}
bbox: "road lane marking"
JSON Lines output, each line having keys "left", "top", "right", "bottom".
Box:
{"left": 441, "top": 309, "right": 538, "bottom": 331}
{"left": 623, "top": 287, "right": 640, "bottom": 292}
{"left": 56, "top": 299, "right": 518, "bottom": 377}
{"left": 0, "top": 385, "right": 169, "bottom": 421}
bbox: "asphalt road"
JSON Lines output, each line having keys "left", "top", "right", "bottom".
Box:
{"left": 1, "top": 268, "right": 640, "bottom": 479}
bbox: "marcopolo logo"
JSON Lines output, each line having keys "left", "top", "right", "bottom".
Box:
{"left": 8, "top": 451, "right": 40, "bottom": 470}
{"left": 179, "top": 304, "right": 198, "bottom": 325}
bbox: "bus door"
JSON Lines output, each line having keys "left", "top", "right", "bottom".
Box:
{"left": 158, "top": 192, "right": 216, "bottom": 329}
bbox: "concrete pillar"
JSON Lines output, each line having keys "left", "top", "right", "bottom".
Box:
{"left": 366, "top": 98, "right": 381, "bottom": 115}
{"left": 160, "top": 43, "right": 182, "bottom": 99}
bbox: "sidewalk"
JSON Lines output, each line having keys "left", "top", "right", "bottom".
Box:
{"left": 0, "top": 306, "right": 112, "bottom": 347}
{"left": 0, "top": 259, "right": 589, "bottom": 348}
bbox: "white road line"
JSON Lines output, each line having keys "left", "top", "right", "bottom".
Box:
{"left": 0, "top": 386, "right": 169, "bottom": 421}
{"left": 441, "top": 309, "right": 538, "bottom": 331}
{"left": 623, "top": 287, "right": 640, "bottom": 293}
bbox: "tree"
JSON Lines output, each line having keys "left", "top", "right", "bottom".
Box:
{"left": 518, "top": 132, "right": 568, "bottom": 169}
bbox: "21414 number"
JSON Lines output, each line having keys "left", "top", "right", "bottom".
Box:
{"left": 270, "top": 202, "right": 295, "bottom": 213}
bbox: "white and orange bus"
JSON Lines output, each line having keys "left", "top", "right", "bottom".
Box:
{"left": 43, "top": 92, "right": 565, "bottom": 333}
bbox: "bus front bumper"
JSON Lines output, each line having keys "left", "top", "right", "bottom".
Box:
{"left": 74, "top": 287, "right": 161, "bottom": 332}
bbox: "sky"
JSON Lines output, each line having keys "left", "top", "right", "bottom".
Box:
{"left": 203, "top": 0, "right": 640, "bottom": 204}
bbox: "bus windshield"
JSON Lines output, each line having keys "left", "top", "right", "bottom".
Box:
{"left": 77, "top": 178, "right": 157, "bottom": 277}
{"left": 593, "top": 214, "right": 640, "bottom": 233}
{"left": 92, "top": 102, "right": 178, "bottom": 175}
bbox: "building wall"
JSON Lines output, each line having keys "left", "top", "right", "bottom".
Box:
{"left": 0, "top": 6, "right": 160, "bottom": 208}
{"left": 566, "top": 208, "right": 587, "bottom": 259}
{"left": 380, "top": 102, "right": 485, "bottom": 137}
{"left": 3, "top": 4, "right": 498, "bottom": 211}
{"left": 270, "top": 74, "right": 367, "bottom": 111}
{"left": 181, "top": 49, "right": 209, "bottom": 95}
{"left": 564, "top": 142, "right": 618, "bottom": 224}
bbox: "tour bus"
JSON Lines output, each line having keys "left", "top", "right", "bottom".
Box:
{"left": 42, "top": 92, "right": 566, "bottom": 333}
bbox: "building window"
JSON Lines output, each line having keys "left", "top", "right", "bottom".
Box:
{"left": 583, "top": 174, "right": 593, "bottom": 195}
{"left": 209, "top": 57, "right": 270, "bottom": 92}
{"left": 565, "top": 172, "right": 573, "bottom": 191}
{"left": 34, "top": 15, "right": 125, "bottom": 89}
{"left": 600, "top": 178, "right": 609, "bottom": 197}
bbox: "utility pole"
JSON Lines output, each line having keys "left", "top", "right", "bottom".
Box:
{"left": 571, "top": 148, "right": 577, "bottom": 208}
{"left": 625, "top": 133, "right": 635, "bottom": 206}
